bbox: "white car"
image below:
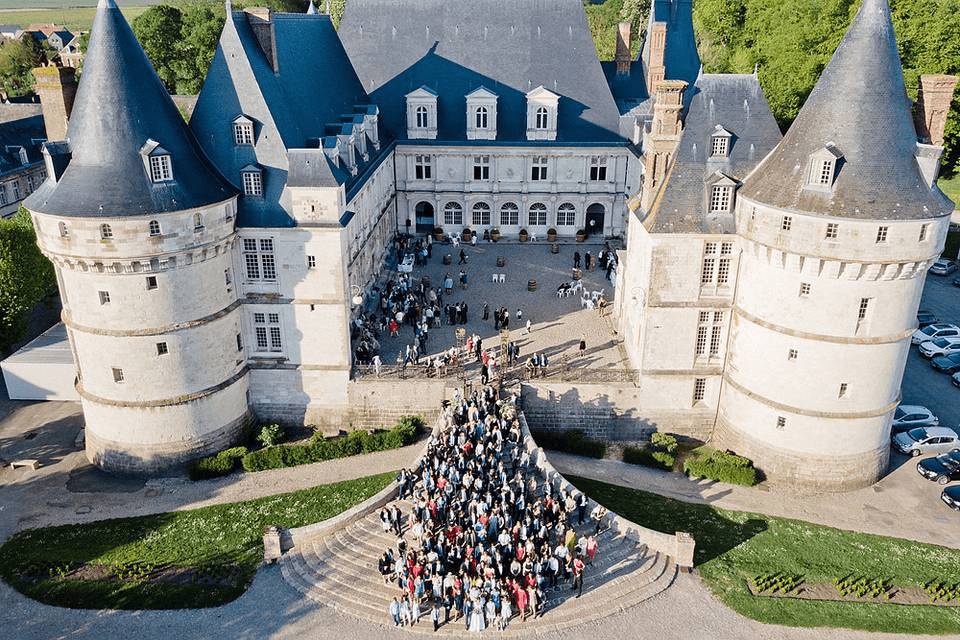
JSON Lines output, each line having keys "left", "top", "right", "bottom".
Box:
{"left": 892, "top": 426, "right": 960, "bottom": 457}
{"left": 920, "top": 336, "right": 960, "bottom": 359}
{"left": 892, "top": 405, "right": 939, "bottom": 433}
{"left": 912, "top": 323, "right": 960, "bottom": 345}
{"left": 929, "top": 258, "right": 958, "bottom": 276}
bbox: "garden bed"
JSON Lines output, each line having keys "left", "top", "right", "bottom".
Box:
{"left": 747, "top": 575, "right": 960, "bottom": 608}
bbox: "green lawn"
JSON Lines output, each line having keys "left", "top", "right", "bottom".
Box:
{"left": 0, "top": 6, "right": 149, "bottom": 31}
{"left": 940, "top": 174, "right": 960, "bottom": 209}
{"left": 0, "top": 471, "right": 393, "bottom": 609}
{"left": 569, "top": 476, "right": 960, "bottom": 635}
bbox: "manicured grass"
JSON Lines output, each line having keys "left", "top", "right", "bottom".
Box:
{"left": 569, "top": 476, "right": 960, "bottom": 635}
{"left": 939, "top": 174, "right": 960, "bottom": 209}
{"left": 0, "top": 6, "right": 149, "bottom": 31}
{"left": 0, "top": 471, "right": 393, "bottom": 609}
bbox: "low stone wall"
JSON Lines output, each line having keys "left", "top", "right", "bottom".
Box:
{"left": 518, "top": 413, "right": 695, "bottom": 569}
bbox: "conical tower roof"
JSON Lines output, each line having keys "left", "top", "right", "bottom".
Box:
{"left": 26, "top": 0, "right": 234, "bottom": 218}
{"left": 307, "top": 0, "right": 318, "bottom": 15}
{"left": 740, "top": 0, "right": 952, "bottom": 220}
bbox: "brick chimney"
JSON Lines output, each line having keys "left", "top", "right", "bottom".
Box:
{"left": 615, "top": 21, "right": 632, "bottom": 75}
{"left": 913, "top": 74, "right": 958, "bottom": 147}
{"left": 641, "top": 79, "right": 687, "bottom": 211}
{"left": 33, "top": 64, "right": 77, "bottom": 141}
{"left": 645, "top": 21, "right": 667, "bottom": 92}
{"left": 245, "top": 8, "right": 278, "bottom": 72}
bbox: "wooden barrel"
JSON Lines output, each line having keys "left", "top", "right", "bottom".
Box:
{"left": 496, "top": 256, "right": 506, "bottom": 267}
{"left": 572, "top": 268, "right": 582, "bottom": 280}
{"left": 527, "top": 279, "right": 538, "bottom": 292}
{"left": 443, "top": 254, "right": 452, "bottom": 265}
{"left": 550, "top": 243, "right": 560, "bottom": 254}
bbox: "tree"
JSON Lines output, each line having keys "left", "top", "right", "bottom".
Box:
{"left": 171, "top": 1, "right": 225, "bottom": 95}
{"left": 0, "top": 37, "right": 44, "bottom": 98}
{"left": 132, "top": 4, "right": 183, "bottom": 92}
{"left": 0, "top": 208, "right": 56, "bottom": 354}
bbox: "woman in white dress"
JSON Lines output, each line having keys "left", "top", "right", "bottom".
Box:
{"left": 499, "top": 599, "right": 512, "bottom": 630}
{"left": 484, "top": 598, "right": 497, "bottom": 629}
{"left": 468, "top": 597, "right": 486, "bottom": 632}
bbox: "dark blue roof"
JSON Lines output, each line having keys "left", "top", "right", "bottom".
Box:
{"left": 191, "top": 11, "right": 374, "bottom": 228}
{"left": 644, "top": 0, "right": 701, "bottom": 90}
{"left": 338, "top": 0, "right": 623, "bottom": 143}
{"left": 26, "top": 0, "right": 234, "bottom": 218}
{"left": 0, "top": 114, "right": 45, "bottom": 178}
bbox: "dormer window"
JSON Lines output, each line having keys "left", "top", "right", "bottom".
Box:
{"left": 233, "top": 115, "right": 254, "bottom": 146}
{"left": 241, "top": 165, "right": 263, "bottom": 197}
{"left": 466, "top": 86, "right": 498, "bottom": 141}
{"left": 18, "top": 147, "right": 27, "bottom": 165}
{"left": 706, "top": 172, "right": 738, "bottom": 214}
{"left": 805, "top": 144, "right": 843, "bottom": 190}
{"left": 710, "top": 126, "right": 733, "bottom": 158}
{"left": 405, "top": 86, "right": 438, "bottom": 140}
{"left": 100, "top": 223, "right": 113, "bottom": 239}
{"left": 149, "top": 154, "right": 173, "bottom": 182}
{"left": 526, "top": 86, "right": 559, "bottom": 141}
{"left": 148, "top": 220, "right": 161, "bottom": 236}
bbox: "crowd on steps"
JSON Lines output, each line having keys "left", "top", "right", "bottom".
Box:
{"left": 378, "top": 387, "right": 607, "bottom": 631}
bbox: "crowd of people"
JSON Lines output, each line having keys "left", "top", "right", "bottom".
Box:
{"left": 378, "top": 388, "right": 607, "bottom": 631}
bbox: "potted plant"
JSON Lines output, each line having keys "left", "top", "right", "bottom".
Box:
{"left": 519, "top": 228, "right": 529, "bottom": 243}
{"left": 433, "top": 226, "right": 445, "bottom": 242}
{"left": 462, "top": 227, "right": 473, "bottom": 243}
{"left": 576, "top": 228, "right": 587, "bottom": 242}
{"left": 491, "top": 227, "right": 501, "bottom": 242}
{"left": 547, "top": 227, "right": 558, "bottom": 242}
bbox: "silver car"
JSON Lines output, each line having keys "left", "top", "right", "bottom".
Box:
{"left": 891, "top": 405, "right": 939, "bottom": 433}
{"left": 930, "top": 258, "right": 958, "bottom": 276}
{"left": 892, "top": 427, "right": 960, "bottom": 457}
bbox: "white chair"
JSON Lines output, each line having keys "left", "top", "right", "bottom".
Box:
{"left": 529, "top": 233, "right": 538, "bottom": 242}
{"left": 585, "top": 298, "right": 596, "bottom": 310}
{"left": 492, "top": 273, "right": 499, "bottom": 284}
{"left": 498, "top": 273, "right": 505, "bottom": 283}
{"left": 570, "top": 281, "right": 583, "bottom": 296}
{"left": 591, "top": 289, "right": 605, "bottom": 302}
{"left": 471, "top": 235, "right": 478, "bottom": 246}
{"left": 580, "top": 295, "right": 591, "bottom": 309}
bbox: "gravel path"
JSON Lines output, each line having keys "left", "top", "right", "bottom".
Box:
{"left": 548, "top": 451, "right": 960, "bottom": 549}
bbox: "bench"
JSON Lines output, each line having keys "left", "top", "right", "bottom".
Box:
{"left": 10, "top": 459, "right": 40, "bottom": 470}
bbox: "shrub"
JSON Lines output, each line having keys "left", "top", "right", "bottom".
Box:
{"left": 241, "top": 416, "right": 424, "bottom": 472}
{"left": 189, "top": 447, "right": 248, "bottom": 481}
{"left": 530, "top": 429, "right": 606, "bottom": 459}
{"left": 256, "top": 424, "right": 285, "bottom": 448}
{"left": 683, "top": 448, "right": 759, "bottom": 486}
{"left": 622, "top": 431, "right": 679, "bottom": 471}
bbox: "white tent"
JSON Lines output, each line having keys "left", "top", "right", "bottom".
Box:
{"left": 2, "top": 323, "right": 78, "bottom": 401}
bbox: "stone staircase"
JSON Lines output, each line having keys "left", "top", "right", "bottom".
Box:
{"left": 281, "top": 500, "right": 678, "bottom": 635}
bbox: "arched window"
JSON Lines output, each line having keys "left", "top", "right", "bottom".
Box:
{"left": 472, "top": 202, "right": 491, "bottom": 226}
{"left": 535, "top": 107, "right": 549, "bottom": 130}
{"left": 416, "top": 105, "right": 429, "bottom": 129}
{"left": 148, "top": 220, "right": 161, "bottom": 236}
{"left": 475, "top": 106, "right": 488, "bottom": 129}
{"left": 193, "top": 213, "right": 204, "bottom": 231}
{"left": 500, "top": 202, "right": 519, "bottom": 226}
{"left": 557, "top": 202, "right": 576, "bottom": 227}
{"left": 443, "top": 202, "right": 463, "bottom": 226}
{"left": 100, "top": 223, "right": 113, "bottom": 239}
{"left": 528, "top": 202, "right": 548, "bottom": 226}
{"left": 58, "top": 221, "right": 68, "bottom": 238}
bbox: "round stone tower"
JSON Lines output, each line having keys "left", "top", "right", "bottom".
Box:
{"left": 715, "top": 0, "right": 955, "bottom": 490}
{"left": 25, "top": 0, "right": 249, "bottom": 473}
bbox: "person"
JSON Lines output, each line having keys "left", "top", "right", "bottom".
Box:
{"left": 499, "top": 596, "right": 512, "bottom": 630}
{"left": 577, "top": 492, "right": 589, "bottom": 525}
{"left": 399, "top": 596, "right": 411, "bottom": 626}
{"left": 585, "top": 251, "right": 593, "bottom": 271}
{"left": 591, "top": 504, "right": 608, "bottom": 535}
{"left": 372, "top": 353, "right": 382, "bottom": 376}
{"left": 586, "top": 535, "right": 599, "bottom": 566}
{"left": 525, "top": 319, "right": 532, "bottom": 335}
{"left": 482, "top": 302, "right": 489, "bottom": 321}
{"left": 390, "top": 597, "right": 401, "bottom": 626}
{"left": 516, "top": 308, "right": 523, "bottom": 323}
{"left": 459, "top": 249, "right": 467, "bottom": 265}
{"left": 572, "top": 555, "right": 585, "bottom": 597}
{"left": 579, "top": 337, "right": 586, "bottom": 358}
{"left": 573, "top": 251, "right": 581, "bottom": 269}
{"left": 431, "top": 602, "right": 442, "bottom": 631}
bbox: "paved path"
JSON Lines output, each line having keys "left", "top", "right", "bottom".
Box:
{"left": 3, "top": 566, "right": 953, "bottom": 640}
{"left": 549, "top": 451, "right": 960, "bottom": 549}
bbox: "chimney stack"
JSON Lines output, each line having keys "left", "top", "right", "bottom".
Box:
{"left": 33, "top": 64, "right": 77, "bottom": 141}
{"left": 615, "top": 21, "right": 632, "bottom": 75}
{"left": 641, "top": 79, "right": 687, "bottom": 211}
{"left": 245, "top": 8, "right": 278, "bottom": 72}
{"left": 645, "top": 22, "right": 667, "bottom": 92}
{"left": 913, "top": 74, "right": 958, "bottom": 147}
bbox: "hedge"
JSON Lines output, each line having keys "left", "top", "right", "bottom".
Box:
{"left": 683, "top": 448, "right": 759, "bottom": 486}
{"left": 189, "top": 447, "right": 248, "bottom": 481}
{"left": 530, "top": 429, "right": 607, "bottom": 459}
{"left": 241, "top": 416, "right": 424, "bottom": 472}
{"left": 622, "top": 432, "right": 679, "bottom": 471}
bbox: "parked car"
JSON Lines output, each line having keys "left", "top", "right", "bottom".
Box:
{"left": 953, "top": 277, "right": 960, "bottom": 288}
{"left": 917, "top": 310, "right": 939, "bottom": 327}
{"left": 953, "top": 372, "right": 960, "bottom": 389}
{"left": 912, "top": 323, "right": 960, "bottom": 345}
{"left": 930, "top": 258, "right": 958, "bottom": 275}
{"left": 917, "top": 450, "right": 960, "bottom": 485}
{"left": 942, "top": 485, "right": 960, "bottom": 512}
{"left": 920, "top": 336, "right": 960, "bottom": 359}
{"left": 891, "top": 405, "right": 939, "bottom": 432}
{"left": 931, "top": 352, "right": 960, "bottom": 374}
{"left": 892, "top": 426, "right": 960, "bottom": 457}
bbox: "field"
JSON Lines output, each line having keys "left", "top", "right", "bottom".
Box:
{"left": 0, "top": 6, "right": 151, "bottom": 31}
{"left": 569, "top": 476, "right": 960, "bottom": 635}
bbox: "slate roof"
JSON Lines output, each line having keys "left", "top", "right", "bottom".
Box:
{"left": 338, "top": 0, "right": 623, "bottom": 143}
{"left": 26, "top": 0, "right": 234, "bottom": 218}
{"left": 644, "top": 73, "right": 782, "bottom": 234}
{"left": 0, "top": 114, "right": 46, "bottom": 178}
{"left": 643, "top": 0, "right": 701, "bottom": 91}
{"left": 740, "top": 0, "right": 953, "bottom": 221}
{"left": 191, "top": 10, "right": 374, "bottom": 227}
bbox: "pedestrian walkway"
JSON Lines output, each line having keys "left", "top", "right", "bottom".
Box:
{"left": 548, "top": 451, "right": 960, "bottom": 549}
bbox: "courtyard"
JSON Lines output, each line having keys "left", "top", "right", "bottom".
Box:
{"left": 370, "top": 240, "right": 628, "bottom": 376}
